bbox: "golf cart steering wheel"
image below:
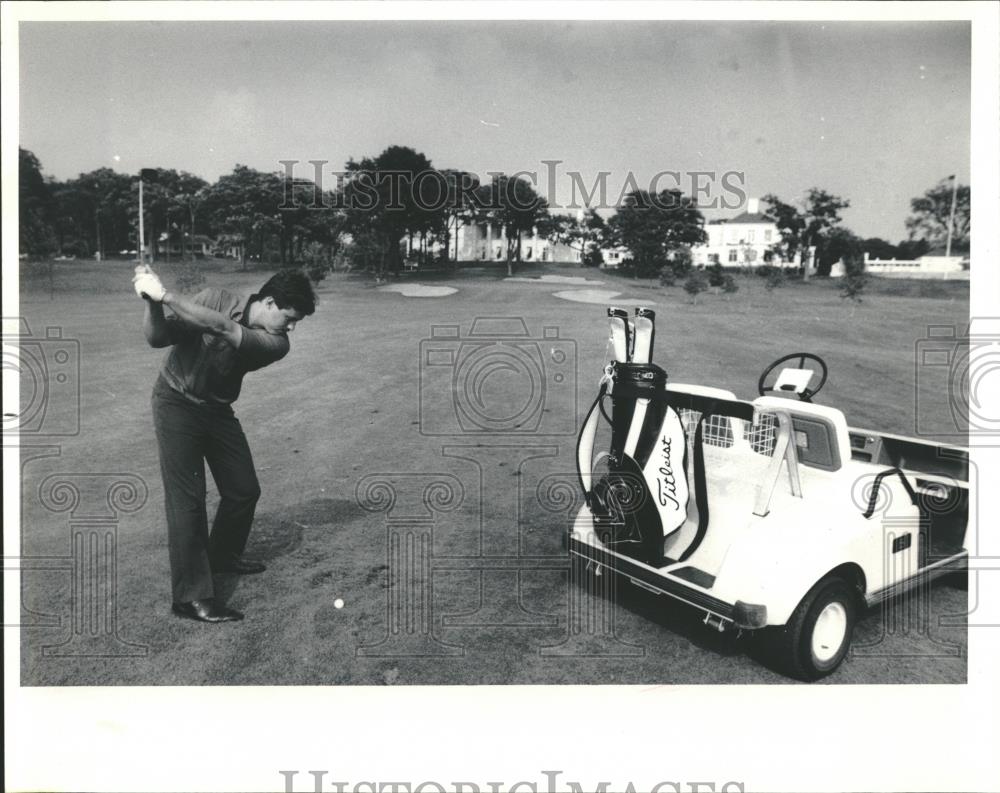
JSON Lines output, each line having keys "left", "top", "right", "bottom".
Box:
{"left": 757, "top": 353, "right": 828, "bottom": 402}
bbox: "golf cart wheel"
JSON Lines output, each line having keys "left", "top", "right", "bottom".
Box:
{"left": 768, "top": 575, "right": 856, "bottom": 681}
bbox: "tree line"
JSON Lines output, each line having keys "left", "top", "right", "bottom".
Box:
{"left": 19, "top": 145, "right": 970, "bottom": 283}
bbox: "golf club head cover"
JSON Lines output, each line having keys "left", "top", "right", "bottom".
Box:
{"left": 607, "top": 307, "right": 631, "bottom": 363}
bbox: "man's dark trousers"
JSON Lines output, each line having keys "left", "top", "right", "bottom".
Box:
{"left": 151, "top": 376, "right": 261, "bottom": 602}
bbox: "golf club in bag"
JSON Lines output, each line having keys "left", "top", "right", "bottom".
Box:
{"left": 576, "top": 307, "right": 690, "bottom": 566}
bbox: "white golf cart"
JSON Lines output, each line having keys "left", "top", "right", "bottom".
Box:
{"left": 573, "top": 308, "right": 969, "bottom": 680}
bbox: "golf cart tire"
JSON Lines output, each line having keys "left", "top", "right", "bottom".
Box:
{"left": 764, "top": 575, "right": 857, "bottom": 681}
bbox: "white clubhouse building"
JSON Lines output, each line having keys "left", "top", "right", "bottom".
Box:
{"left": 406, "top": 197, "right": 807, "bottom": 269}
{"left": 691, "top": 197, "right": 803, "bottom": 269}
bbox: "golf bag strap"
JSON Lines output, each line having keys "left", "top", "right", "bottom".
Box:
{"left": 678, "top": 400, "right": 717, "bottom": 563}
{"left": 577, "top": 381, "right": 608, "bottom": 508}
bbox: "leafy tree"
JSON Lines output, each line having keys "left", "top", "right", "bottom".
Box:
{"left": 61, "top": 168, "right": 134, "bottom": 259}
{"left": 896, "top": 238, "right": 931, "bottom": 260}
{"left": 342, "top": 145, "right": 436, "bottom": 279}
{"left": 707, "top": 260, "right": 726, "bottom": 288}
{"left": 437, "top": 169, "right": 480, "bottom": 266}
{"left": 472, "top": 173, "right": 550, "bottom": 276}
{"left": 817, "top": 227, "right": 863, "bottom": 276}
{"left": 19, "top": 148, "right": 56, "bottom": 257}
{"left": 549, "top": 208, "right": 606, "bottom": 267}
{"left": 683, "top": 271, "right": 708, "bottom": 303}
{"left": 861, "top": 237, "right": 898, "bottom": 261}
{"left": 607, "top": 190, "right": 706, "bottom": 278}
{"left": 277, "top": 175, "right": 344, "bottom": 269}
{"left": 905, "top": 178, "right": 970, "bottom": 251}
{"left": 840, "top": 253, "right": 867, "bottom": 304}
{"left": 762, "top": 188, "right": 850, "bottom": 276}
{"left": 803, "top": 188, "right": 850, "bottom": 273}
{"left": 170, "top": 173, "right": 210, "bottom": 260}
{"left": 203, "top": 165, "right": 284, "bottom": 269}
{"left": 667, "top": 245, "right": 694, "bottom": 279}
{"left": 760, "top": 194, "right": 806, "bottom": 267}
{"left": 721, "top": 274, "right": 739, "bottom": 296}
{"left": 138, "top": 168, "right": 187, "bottom": 260}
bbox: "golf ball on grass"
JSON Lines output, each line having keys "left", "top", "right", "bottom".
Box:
{"left": 334, "top": 598, "right": 344, "bottom": 609}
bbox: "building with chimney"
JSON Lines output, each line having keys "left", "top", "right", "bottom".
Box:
{"left": 690, "top": 197, "right": 799, "bottom": 269}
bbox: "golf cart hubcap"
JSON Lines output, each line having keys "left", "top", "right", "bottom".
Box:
{"left": 812, "top": 602, "right": 848, "bottom": 663}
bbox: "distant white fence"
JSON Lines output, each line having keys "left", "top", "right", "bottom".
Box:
{"left": 861, "top": 252, "right": 968, "bottom": 280}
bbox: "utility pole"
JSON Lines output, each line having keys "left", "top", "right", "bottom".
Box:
{"left": 945, "top": 174, "right": 959, "bottom": 257}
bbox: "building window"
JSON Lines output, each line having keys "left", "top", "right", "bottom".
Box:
{"left": 525, "top": 246, "right": 533, "bottom": 260}
{"left": 728, "top": 249, "right": 738, "bottom": 263}
{"left": 747, "top": 250, "right": 758, "bottom": 262}
{"left": 709, "top": 253, "right": 720, "bottom": 264}
{"left": 747, "top": 230, "right": 755, "bottom": 243}
{"left": 765, "top": 229, "right": 772, "bottom": 243}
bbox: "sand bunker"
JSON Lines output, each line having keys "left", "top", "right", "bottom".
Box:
{"left": 377, "top": 284, "right": 458, "bottom": 298}
{"left": 505, "top": 275, "right": 605, "bottom": 285}
{"left": 552, "top": 289, "right": 655, "bottom": 306}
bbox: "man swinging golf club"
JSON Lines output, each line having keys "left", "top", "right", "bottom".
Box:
{"left": 134, "top": 264, "right": 317, "bottom": 622}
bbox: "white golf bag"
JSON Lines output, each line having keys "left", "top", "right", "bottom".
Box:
{"left": 576, "top": 307, "right": 690, "bottom": 566}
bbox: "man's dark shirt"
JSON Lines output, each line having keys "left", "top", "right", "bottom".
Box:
{"left": 158, "top": 288, "right": 289, "bottom": 405}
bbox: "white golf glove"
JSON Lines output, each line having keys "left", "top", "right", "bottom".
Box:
{"left": 133, "top": 272, "right": 166, "bottom": 302}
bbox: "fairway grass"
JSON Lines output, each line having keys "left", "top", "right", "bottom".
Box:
{"left": 16, "top": 261, "right": 969, "bottom": 685}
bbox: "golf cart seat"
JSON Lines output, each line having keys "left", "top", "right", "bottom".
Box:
{"left": 662, "top": 395, "right": 851, "bottom": 571}
{"left": 753, "top": 396, "right": 852, "bottom": 473}
{"left": 661, "top": 394, "right": 789, "bottom": 568}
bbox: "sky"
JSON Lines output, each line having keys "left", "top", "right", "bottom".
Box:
{"left": 18, "top": 19, "right": 971, "bottom": 241}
